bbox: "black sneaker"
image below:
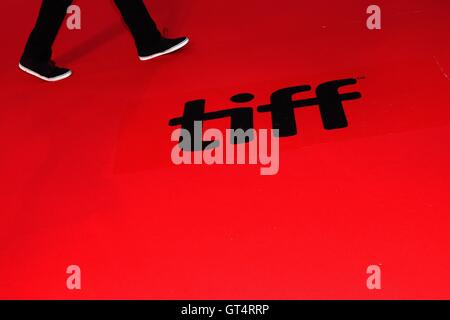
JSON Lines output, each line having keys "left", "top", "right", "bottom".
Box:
{"left": 19, "top": 59, "right": 72, "bottom": 82}
{"left": 139, "top": 37, "right": 189, "bottom": 61}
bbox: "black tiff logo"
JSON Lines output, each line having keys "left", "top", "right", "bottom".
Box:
{"left": 169, "top": 78, "right": 362, "bottom": 151}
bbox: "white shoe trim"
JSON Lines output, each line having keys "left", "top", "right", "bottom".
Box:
{"left": 139, "top": 38, "right": 189, "bottom": 61}
{"left": 19, "top": 63, "right": 72, "bottom": 82}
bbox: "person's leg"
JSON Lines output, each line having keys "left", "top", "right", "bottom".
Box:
{"left": 113, "top": 0, "right": 189, "bottom": 60}
{"left": 19, "top": 0, "right": 73, "bottom": 81}
{"left": 113, "top": 0, "right": 161, "bottom": 56}
{"left": 22, "top": 0, "right": 73, "bottom": 63}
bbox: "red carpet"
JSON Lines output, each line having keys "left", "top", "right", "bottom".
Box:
{"left": 0, "top": 0, "right": 449, "bottom": 299}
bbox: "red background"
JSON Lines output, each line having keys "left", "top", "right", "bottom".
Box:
{"left": 0, "top": 0, "right": 449, "bottom": 299}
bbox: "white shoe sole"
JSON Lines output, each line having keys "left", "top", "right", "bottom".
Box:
{"left": 139, "top": 38, "right": 190, "bottom": 61}
{"left": 19, "top": 63, "right": 72, "bottom": 82}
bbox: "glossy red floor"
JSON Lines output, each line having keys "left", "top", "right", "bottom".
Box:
{"left": 0, "top": 0, "right": 449, "bottom": 299}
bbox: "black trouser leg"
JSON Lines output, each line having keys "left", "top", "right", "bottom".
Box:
{"left": 114, "top": 0, "right": 162, "bottom": 55}
{"left": 22, "top": 0, "right": 73, "bottom": 63}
